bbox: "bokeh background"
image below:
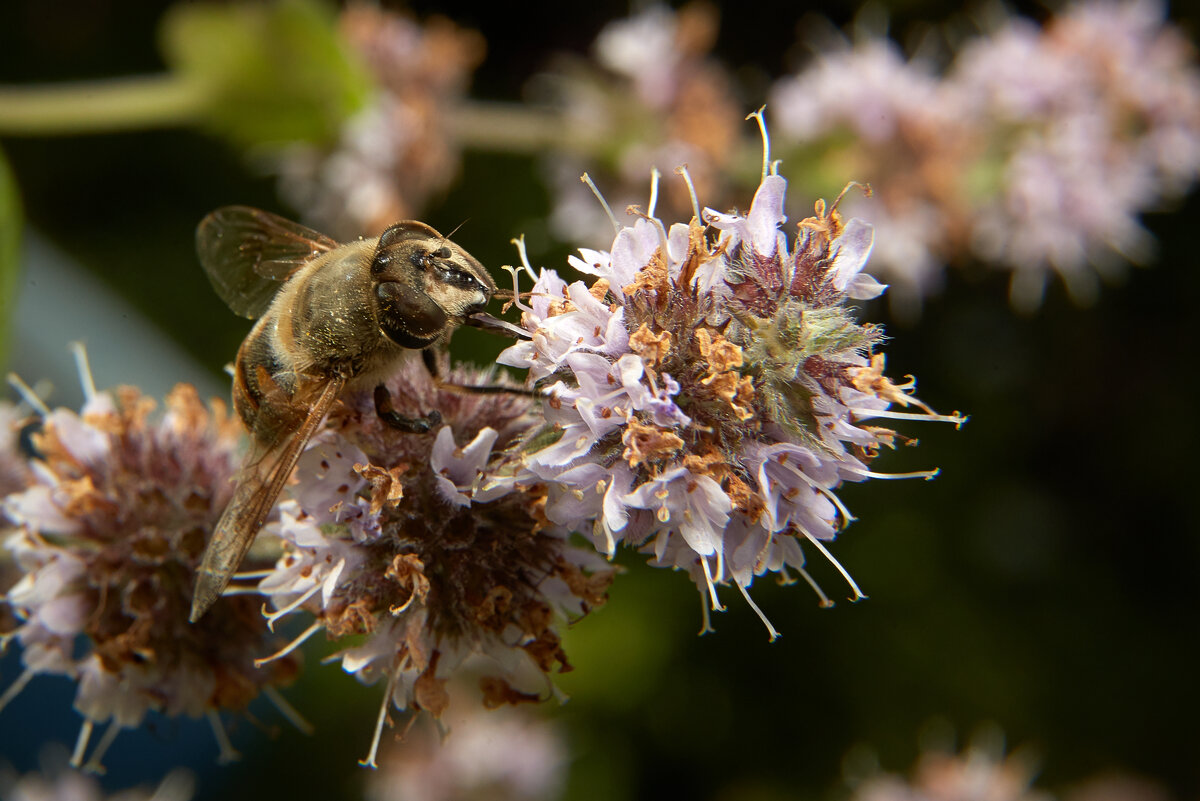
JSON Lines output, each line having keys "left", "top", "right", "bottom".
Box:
{"left": 1, "top": 1, "right": 1197, "bottom": 800}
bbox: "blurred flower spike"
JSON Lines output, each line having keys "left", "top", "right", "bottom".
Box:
{"left": 535, "top": 2, "right": 743, "bottom": 248}
{"left": 276, "top": 4, "right": 486, "bottom": 238}
{"left": 849, "top": 729, "right": 1053, "bottom": 801}
{"left": 0, "top": 349, "right": 306, "bottom": 772}
{"left": 500, "top": 114, "right": 965, "bottom": 639}
{"left": 365, "top": 702, "right": 567, "bottom": 801}
{"left": 255, "top": 357, "right": 614, "bottom": 768}
{"left": 0, "top": 754, "right": 195, "bottom": 801}
{"left": 770, "top": 0, "right": 1200, "bottom": 314}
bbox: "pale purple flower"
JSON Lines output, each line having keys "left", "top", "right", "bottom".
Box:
{"left": 769, "top": 0, "right": 1200, "bottom": 312}
{"left": 850, "top": 732, "right": 1053, "bottom": 801}
{"left": 430, "top": 426, "right": 500, "bottom": 507}
{"left": 533, "top": 3, "right": 742, "bottom": 248}
{"left": 0, "top": 756, "right": 194, "bottom": 801}
{"left": 948, "top": 0, "right": 1199, "bottom": 310}
{"left": 366, "top": 702, "right": 566, "bottom": 801}
{"left": 499, "top": 136, "right": 963, "bottom": 638}
{"left": 771, "top": 39, "right": 943, "bottom": 144}
{"left": 276, "top": 6, "right": 485, "bottom": 237}
{"left": 254, "top": 357, "right": 614, "bottom": 767}
{"left": 1, "top": 381, "right": 301, "bottom": 770}
{"left": 594, "top": 5, "right": 681, "bottom": 108}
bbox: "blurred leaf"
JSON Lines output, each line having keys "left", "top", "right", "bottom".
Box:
{"left": 159, "top": 0, "right": 373, "bottom": 148}
{"left": 0, "top": 146, "right": 20, "bottom": 367}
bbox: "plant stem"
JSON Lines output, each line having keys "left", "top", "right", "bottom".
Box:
{"left": 0, "top": 74, "right": 210, "bottom": 136}
{"left": 447, "top": 100, "right": 604, "bottom": 156}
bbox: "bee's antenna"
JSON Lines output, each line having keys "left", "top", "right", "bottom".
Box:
{"left": 444, "top": 219, "right": 470, "bottom": 242}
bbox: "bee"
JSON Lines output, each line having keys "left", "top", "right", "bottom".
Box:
{"left": 189, "top": 206, "right": 496, "bottom": 622}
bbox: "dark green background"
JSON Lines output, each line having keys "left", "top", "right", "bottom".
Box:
{"left": 1, "top": 2, "right": 1197, "bottom": 800}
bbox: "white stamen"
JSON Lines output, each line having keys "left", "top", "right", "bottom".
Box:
{"left": 697, "top": 591, "right": 715, "bottom": 635}
{"left": 736, "top": 581, "right": 780, "bottom": 642}
{"left": 82, "top": 719, "right": 122, "bottom": 774}
{"left": 263, "top": 562, "right": 338, "bottom": 630}
{"left": 70, "top": 719, "right": 94, "bottom": 768}
{"left": 0, "top": 665, "right": 35, "bottom": 713}
{"left": 848, "top": 407, "right": 967, "bottom": 428}
{"left": 746, "top": 106, "right": 770, "bottom": 181}
{"left": 220, "top": 585, "right": 265, "bottom": 596}
{"left": 359, "top": 658, "right": 404, "bottom": 769}
{"left": 647, "top": 167, "right": 662, "bottom": 219}
{"left": 774, "top": 458, "right": 858, "bottom": 527}
{"left": 69, "top": 341, "right": 97, "bottom": 404}
{"left": 232, "top": 568, "right": 278, "bottom": 579}
{"left": 254, "top": 620, "right": 323, "bottom": 668}
{"left": 821, "top": 485, "right": 856, "bottom": 527}
{"left": 6, "top": 373, "right": 50, "bottom": 416}
{"left": 849, "top": 466, "right": 941, "bottom": 481}
{"left": 509, "top": 234, "right": 538, "bottom": 283}
{"left": 581, "top": 172, "right": 621, "bottom": 234}
{"left": 500, "top": 265, "right": 533, "bottom": 315}
{"left": 389, "top": 589, "right": 420, "bottom": 616}
{"left": 699, "top": 554, "right": 725, "bottom": 611}
{"left": 206, "top": 710, "right": 241, "bottom": 764}
{"left": 795, "top": 565, "right": 835, "bottom": 608}
{"left": 675, "top": 165, "right": 702, "bottom": 222}
{"left": 800, "top": 527, "right": 867, "bottom": 601}
{"left": 262, "top": 685, "right": 315, "bottom": 735}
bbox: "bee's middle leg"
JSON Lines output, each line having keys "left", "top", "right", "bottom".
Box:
{"left": 374, "top": 384, "right": 442, "bottom": 432}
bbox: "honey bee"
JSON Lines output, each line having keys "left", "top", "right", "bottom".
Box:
{"left": 189, "top": 206, "right": 496, "bottom": 622}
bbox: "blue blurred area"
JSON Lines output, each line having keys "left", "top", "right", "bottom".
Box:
{"left": 0, "top": 647, "right": 220, "bottom": 792}
{"left": 11, "top": 233, "right": 224, "bottom": 407}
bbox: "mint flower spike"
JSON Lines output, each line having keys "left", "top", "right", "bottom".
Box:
{"left": 768, "top": 0, "right": 1200, "bottom": 314}
{"left": 253, "top": 357, "right": 614, "bottom": 768}
{"left": 0, "top": 757, "right": 195, "bottom": 801}
{"left": 500, "top": 117, "right": 965, "bottom": 641}
{"left": 0, "top": 346, "right": 305, "bottom": 772}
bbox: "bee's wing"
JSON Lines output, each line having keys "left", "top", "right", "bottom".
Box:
{"left": 197, "top": 205, "right": 340, "bottom": 319}
{"left": 190, "top": 373, "right": 347, "bottom": 622}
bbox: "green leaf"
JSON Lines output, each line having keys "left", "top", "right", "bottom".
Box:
{"left": 159, "top": 0, "right": 373, "bottom": 148}
{"left": 0, "top": 146, "right": 21, "bottom": 368}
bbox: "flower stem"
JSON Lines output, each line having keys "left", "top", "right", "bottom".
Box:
{"left": 447, "top": 100, "right": 599, "bottom": 155}
{"left": 0, "top": 74, "right": 210, "bottom": 136}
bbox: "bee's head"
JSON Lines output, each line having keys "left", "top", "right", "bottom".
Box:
{"left": 370, "top": 221, "right": 495, "bottom": 348}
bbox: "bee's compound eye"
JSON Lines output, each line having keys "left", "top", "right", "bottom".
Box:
{"left": 375, "top": 280, "right": 447, "bottom": 348}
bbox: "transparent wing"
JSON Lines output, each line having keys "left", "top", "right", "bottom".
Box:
{"left": 196, "top": 205, "right": 339, "bottom": 319}
{"left": 190, "top": 373, "right": 346, "bottom": 621}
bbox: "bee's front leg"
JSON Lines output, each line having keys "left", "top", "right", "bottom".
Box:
{"left": 373, "top": 384, "right": 442, "bottom": 432}
{"left": 420, "top": 347, "right": 538, "bottom": 397}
